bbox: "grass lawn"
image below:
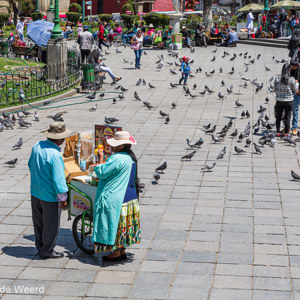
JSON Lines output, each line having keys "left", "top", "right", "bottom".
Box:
{"left": 0, "top": 57, "right": 45, "bottom": 73}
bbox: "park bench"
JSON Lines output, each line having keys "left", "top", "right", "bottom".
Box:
{"left": 206, "top": 32, "right": 222, "bottom": 45}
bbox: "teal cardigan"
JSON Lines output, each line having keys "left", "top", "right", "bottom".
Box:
{"left": 92, "top": 152, "right": 134, "bottom": 245}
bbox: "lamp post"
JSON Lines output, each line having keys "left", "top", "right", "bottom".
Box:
{"left": 82, "top": 0, "right": 85, "bottom": 22}
{"left": 51, "top": 0, "right": 62, "bottom": 39}
{"left": 36, "top": 0, "right": 40, "bottom": 12}
{"left": 264, "top": 0, "right": 269, "bottom": 11}
{"left": 49, "top": 0, "right": 54, "bottom": 12}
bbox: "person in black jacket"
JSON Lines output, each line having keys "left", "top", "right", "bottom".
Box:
{"left": 210, "top": 22, "right": 220, "bottom": 37}
{"left": 279, "top": 8, "right": 288, "bottom": 37}
{"left": 181, "top": 26, "right": 191, "bottom": 48}
{"left": 288, "top": 29, "right": 300, "bottom": 60}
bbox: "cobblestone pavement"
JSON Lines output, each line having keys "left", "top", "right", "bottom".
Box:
{"left": 0, "top": 43, "right": 299, "bottom": 300}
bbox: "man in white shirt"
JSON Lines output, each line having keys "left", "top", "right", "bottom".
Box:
{"left": 246, "top": 9, "right": 254, "bottom": 38}
{"left": 16, "top": 16, "right": 25, "bottom": 42}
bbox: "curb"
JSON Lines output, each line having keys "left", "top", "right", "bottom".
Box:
{"left": 0, "top": 88, "right": 79, "bottom": 114}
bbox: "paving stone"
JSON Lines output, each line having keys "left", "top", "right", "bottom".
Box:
{"left": 213, "top": 275, "right": 252, "bottom": 289}
{"left": 168, "top": 287, "right": 209, "bottom": 300}
{"left": 210, "top": 289, "right": 251, "bottom": 300}
{"left": 127, "top": 285, "right": 168, "bottom": 299}
{"left": 45, "top": 281, "right": 90, "bottom": 297}
{"left": 86, "top": 283, "right": 130, "bottom": 298}
{"left": 252, "top": 290, "right": 292, "bottom": 300}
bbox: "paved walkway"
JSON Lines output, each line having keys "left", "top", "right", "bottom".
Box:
{"left": 0, "top": 43, "right": 299, "bottom": 300}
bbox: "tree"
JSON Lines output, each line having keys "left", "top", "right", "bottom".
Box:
{"left": 203, "top": 0, "right": 212, "bottom": 30}
{"left": 7, "top": 0, "right": 34, "bottom": 25}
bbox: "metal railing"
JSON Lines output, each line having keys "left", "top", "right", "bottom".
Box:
{"left": 0, "top": 50, "right": 81, "bottom": 108}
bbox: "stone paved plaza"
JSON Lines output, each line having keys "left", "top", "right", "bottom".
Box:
{"left": 0, "top": 43, "right": 299, "bottom": 300}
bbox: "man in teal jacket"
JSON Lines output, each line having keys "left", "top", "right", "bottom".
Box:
{"left": 28, "top": 122, "right": 71, "bottom": 259}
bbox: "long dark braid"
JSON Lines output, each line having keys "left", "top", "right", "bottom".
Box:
{"left": 122, "top": 144, "right": 140, "bottom": 199}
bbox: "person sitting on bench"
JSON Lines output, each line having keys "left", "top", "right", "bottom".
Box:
{"left": 210, "top": 22, "right": 221, "bottom": 37}
{"left": 216, "top": 29, "right": 238, "bottom": 47}
{"left": 181, "top": 26, "right": 191, "bottom": 48}
{"left": 195, "top": 25, "right": 209, "bottom": 47}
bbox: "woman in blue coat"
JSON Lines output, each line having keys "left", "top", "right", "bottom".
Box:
{"left": 92, "top": 131, "right": 141, "bottom": 261}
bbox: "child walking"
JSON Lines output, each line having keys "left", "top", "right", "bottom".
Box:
{"left": 179, "top": 56, "right": 191, "bottom": 85}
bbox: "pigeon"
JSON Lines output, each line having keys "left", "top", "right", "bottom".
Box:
{"left": 186, "top": 139, "right": 198, "bottom": 148}
{"left": 143, "top": 101, "right": 154, "bottom": 110}
{"left": 265, "top": 97, "right": 269, "bottom": 103}
{"left": 0, "top": 123, "right": 4, "bottom": 132}
{"left": 105, "top": 117, "right": 119, "bottom": 123}
{"left": 201, "top": 162, "right": 216, "bottom": 172}
{"left": 120, "top": 86, "right": 128, "bottom": 92}
{"left": 241, "top": 111, "right": 246, "bottom": 118}
{"left": 199, "top": 90, "right": 206, "bottom": 96}
{"left": 257, "top": 106, "right": 267, "bottom": 113}
{"left": 235, "top": 100, "right": 243, "bottom": 107}
{"left": 12, "top": 138, "right": 23, "bottom": 149}
{"left": 112, "top": 98, "right": 117, "bottom": 104}
{"left": 181, "top": 151, "right": 197, "bottom": 161}
{"left": 34, "top": 111, "right": 39, "bottom": 122}
{"left": 218, "top": 92, "right": 225, "bottom": 99}
{"left": 149, "top": 83, "right": 155, "bottom": 89}
{"left": 212, "top": 48, "right": 217, "bottom": 53}
{"left": 171, "top": 102, "right": 176, "bottom": 109}
{"left": 205, "top": 85, "right": 214, "bottom": 94}
{"left": 245, "top": 110, "right": 250, "bottom": 118}
{"left": 234, "top": 146, "right": 246, "bottom": 154}
{"left": 283, "top": 136, "right": 296, "bottom": 146}
{"left": 142, "top": 79, "right": 146, "bottom": 85}
{"left": 193, "top": 83, "right": 197, "bottom": 90}
{"left": 253, "top": 143, "right": 262, "bottom": 154}
{"left": 170, "top": 83, "right": 177, "bottom": 88}
{"left": 221, "top": 80, "right": 225, "bottom": 87}
{"left": 195, "top": 138, "right": 204, "bottom": 147}
{"left": 47, "top": 112, "right": 66, "bottom": 122}
{"left": 22, "top": 108, "right": 30, "bottom": 117}
{"left": 245, "top": 138, "right": 251, "bottom": 147}
{"left": 153, "top": 173, "right": 160, "bottom": 183}
{"left": 165, "top": 116, "right": 170, "bottom": 124}
{"left": 118, "top": 94, "right": 124, "bottom": 100}
{"left": 4, "top": 158, "right": 18, "bottom": 167}
{"left": 219, "top": 67, "right": 223, "bottom": 73}
{"left": 136, "top": 78, "right": 141, "bottom": 86}
{"left": 209, "top": 69, "right": 215, "bottom": 75}
{"left": 156, "top": 161, "right": 167, "bottom": 173}
{"left": 89, "top": 104, "right": 98, "bottom": 112}
{"left": 86, "top": 91, "right": 96, "bottom": 100}
{"left": 230, "top": 129, "right": 238, "bottom": 138}
{"left": 217, "top": 146, "right": 226, "bottom": 159}
{"left": 253, "top": 127, "right": 260, "bottom": 134}
{"left": 205, "top": 125, "right": 216, "bottom": 134}
{"left": 205, "top": 72, "right": 212, "bottom": 78}
{"left": 227, "top": 84, "right": 233, "bottom": 94}
{"left": 212, "top": 135, "right": 222, "bottom": 143}
{"left": 18, "top": 119, "right": 29, "bottom": 128}
{"left": 238, "top": 133, "right": 244, "bottom": 142}
{"left": 211, "top": 56, "right": 216, "bottom": 62}
{"left": 291, "top": 170, "right": 300, "bottom": 181}
{"left": 159, "top": 111, "right": 168, "bottom": 118}
{"left": 265, "top": 66, "right": 271, "bottom": 71}
{"left": 134, "top": 91, "right": 142, "bottom": 101}
{"left": 99, "top": 93, "right": 105, "bottom": 97}
{"left": 203, "top": 123, "right": 211, "bottom": 130}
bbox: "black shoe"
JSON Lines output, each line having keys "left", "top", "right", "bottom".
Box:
{"left": 121, "top": 254, "right": 127, "bottom": 260}
{"left": 102, "top": 255, "right": 123, "bottom": 262}
{"left": 40, "top": 251, "right": 64, "bottom": 259}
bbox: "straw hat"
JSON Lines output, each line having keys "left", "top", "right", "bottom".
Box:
{"left": 107, "top": 131, "right": 137, "bottom": 147}
{"left": 42, "top": 122, "right": 72, "bottom": 139}
{"left": 148, "top": 23, "right": 154, "bottom": 28}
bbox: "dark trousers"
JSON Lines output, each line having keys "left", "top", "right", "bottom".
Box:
{"left": 179, "top": 73, "right": 189, "bottom": 84}
{"left": 31, "top": 195, "right": 60, "bottom": 257}
{"left": 98, "top": 38, "right": 109, "bottom": 51}
{"left": 275, "top": 101, "right": 293, "bottom": 133}
{"left": 81, "top": 49, "right": 91, "bottom": 64}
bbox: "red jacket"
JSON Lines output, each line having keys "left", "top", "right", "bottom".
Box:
{"left": 98, "top": 25, "right": 104, "bottom": 39}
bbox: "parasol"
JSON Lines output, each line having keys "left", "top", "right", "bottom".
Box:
{"left": 238, "top": 3, "right": 264, "bottom": 12}
{"left": 271, "top": 0, "right": 300, "bottom": 10}
{"left": 27, "top": 20, "right": 55, "bottom": 47}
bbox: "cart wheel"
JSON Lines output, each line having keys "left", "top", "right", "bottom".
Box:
{"left": 261, "top": 31, "right": 266, "bottom": 38}
{"left": 72, "top": 213, "right": 95, "bottom": 254}
{"left": 268, "top": 32, "right": 273, "bottom": 38}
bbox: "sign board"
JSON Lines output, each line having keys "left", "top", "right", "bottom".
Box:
{"left": 86, "top": 1, "right": 92, "bottom": 4}
{"left": 87, "top": 6, "right": 91, "bottom": 9}
{"left": 95, "top": 124, "right": 122, "bottom": 160}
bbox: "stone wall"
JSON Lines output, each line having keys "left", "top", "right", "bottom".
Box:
{"left": 40, "top": 0, "right": 70, "bottom": 14}
{"left": 0, "top": 0, "right": 9, "bottom": 13}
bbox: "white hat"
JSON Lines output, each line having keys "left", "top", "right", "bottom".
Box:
{"left": 149, "top": 23, "right": 154, "bottom": 28}
{"left": 182, "top": 26, "right": 186, "bottom": 29}
{"left": 107, "top": 131, "right": 137, "bottom": 147}
{"left": 42, "top": 121, "right": 72, "bottom": 139}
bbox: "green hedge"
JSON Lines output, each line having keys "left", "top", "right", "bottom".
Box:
{"left": 121, "top": 14, "right": 137, "bottom": 28}
{"left": 66, "top": 12, "right": 80, "bottom": 24}
{"left": 0, "top": 13, "right": 10, "bottom": 28}
{"left": 143, "top": 13, "right": 169, "bottom": 28}
{"left": 69, "top": 3, "right": 82, "bottom": 13}
{"left": 98, "top": 14, "right": 112, "bottom": 23}
{"left": 32, "top": 12, "right": 44, "bottom": 21}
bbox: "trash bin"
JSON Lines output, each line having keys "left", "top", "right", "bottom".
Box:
{"left": 82, "top": 64, "right": 95, "bottom": 82}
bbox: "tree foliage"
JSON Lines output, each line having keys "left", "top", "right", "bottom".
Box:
{"left": 98, "top": 14, "right": 112, "bottom": 23}
{"left": 69, "top": 3, "right": 82, "bottom": 13}
{"left": 66, "top": 12, "right": 81, "bottom": 23}
{"left": 0, "top": 13, "right": 9, "bottom": 28}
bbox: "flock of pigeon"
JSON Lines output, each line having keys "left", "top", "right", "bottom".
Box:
{"left": 84, "top": 44, "right": 300, "bottom": 183}
{"left": 2, "top": 42, "right": 300, "bottom": 183}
